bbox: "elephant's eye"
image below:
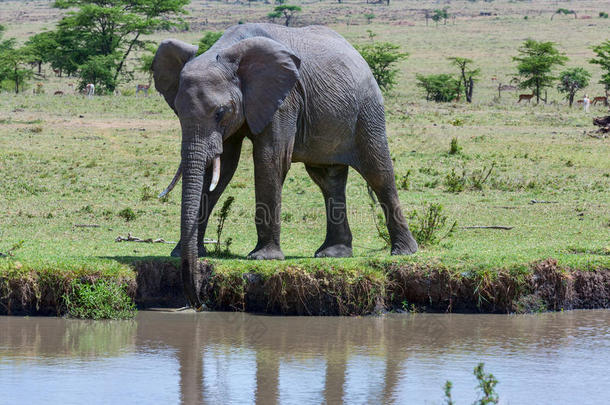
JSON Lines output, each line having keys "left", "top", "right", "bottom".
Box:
{"left": 215, "top": 106, "right": 227, "bottom": 122}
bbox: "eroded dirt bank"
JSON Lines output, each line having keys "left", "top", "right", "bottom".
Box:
{"left": 1, "top": 259, "right": 608, "bottom": 316}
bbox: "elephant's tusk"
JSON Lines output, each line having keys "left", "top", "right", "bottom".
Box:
{"left": 158, "top": 162, "right": 182, "bottom": 198}
{"left": 209, "top": 155, "right": 221, "bottom": 192}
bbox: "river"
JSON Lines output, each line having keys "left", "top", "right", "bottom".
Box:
{"left": 1, "top": 310, "right": 609, "bottom": 404}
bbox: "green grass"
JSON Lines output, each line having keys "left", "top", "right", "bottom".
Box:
{"left": 1, "top": 0, "right": 609, "bottom": 305}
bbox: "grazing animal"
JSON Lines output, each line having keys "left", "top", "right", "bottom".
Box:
{"left": 53, "top": 69, "right": 61, "bottom": 77}
{"left": 152, "top": 23, "right": 418, "bottom": 307}
{"left": 136, "top": 84, "right": 150, "bottom": 96}
{"left": 53, "top": 90, "right": 64, "bottom": 96}
{"left": 85, "top": 83, "right": 95, "bottom": 98}
{"left": 518, "top": 92, "right": 535, "bottom": 103}
{"left": 592, "top": 96, "right": 608, "bottom": 106}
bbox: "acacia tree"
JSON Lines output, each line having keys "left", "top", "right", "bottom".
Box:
{"left": 53, "top": 0, "right": 189, "bottom": 91}
{"left": 590, "top": 40, "right": 610, "bottom": 98}
{"left": 268, "top": 5, "right": 302, "bottom": 27}
{"left": 0, "top": 25, "right": 33, "bottom": 93}
{"left": 356, "top": 40, "right": 408, "bottom": 92}
{"left": 513, "top": 39, "right": 567, "bottom": 104}
{"left": 557, "top": 67, "right": 590, "bottom": 107}
{"left": 24, "top": 31, "right": 58, "bottom": 75}
{"left": 448, "top": 57, "right": 479, "bottom": 102}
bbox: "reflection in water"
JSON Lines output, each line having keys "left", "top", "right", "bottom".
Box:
{"left": 1, "top": 311, "right": 609, "bottom": 404}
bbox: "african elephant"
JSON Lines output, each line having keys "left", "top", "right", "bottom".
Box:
{"left": 153, "top": 23, "right": 417, "bottom": 307}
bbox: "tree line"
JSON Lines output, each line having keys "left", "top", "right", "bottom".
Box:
{"left": 0, "top": 0, "right": 189, "bottom": 94}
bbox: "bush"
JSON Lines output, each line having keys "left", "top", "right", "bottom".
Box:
{"left": 63, "top": 279, "right": 136, "bottom": 320}
{"left": 408, "top": 203, "right": 456, "bottom": 247}
{"left": 118, "top": 207, "right": 137, "bottom": 221}
{"left": 600, "top": 12, "right": 609, "bottom": 19}
{"left": 449, "top": 137, "right": 461, "bottom": 154}
{"left": 213, "top": 196, "right": 235, "bottom": 255}
{"left": 416, "top": 73, "right": 461, "bottom": 102}
{"left": 445, "top": 168, "right": 466, "bottom": 193}
{"left": 356, "top": 40, "right": 408, "bottom": 92}
{"left": 196, "top": 31, "right": 223, "bottom": 56}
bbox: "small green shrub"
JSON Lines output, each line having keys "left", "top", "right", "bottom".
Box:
{"left": 214, "top": 196, "right": 235, "bottom": 254}
{"left": 63, "top": 279, "right": 136, "bottom": 320}
{"left": 449, "top": 137, "right": 461, "bottom": 154}
{"left": 469, "top": 162, "right": 495, "bottom": 190}
{"left": 367, "top": 186, "right": 391, "bottom": 247}
{"left": 140, "top": 184, "right": 154, "bottom": 201}
{"left": 445, "top": 168, "right": 466, "bottom": 193}
{"left": 473, "top": 363, "right": 499, "bottom": 404}
{"left": 443, "top": 380, "right": 454, "bottom": 405}
{"left": 408, "top": 203, "right": 456, "bottom": 247}
{"left": 443, "top": 363, "right": 499, "bottom": 405}
{"left": 118, "top": 207, "right": 137, "bottom": 221}
{"left": 416, "top": 73, "right": 461, "bottom": 102}
{"left": 398, "top": 170, "right": 412, "bottom": 190}
{"left": 599, "top": 12, "right": 608, "bottom": 18}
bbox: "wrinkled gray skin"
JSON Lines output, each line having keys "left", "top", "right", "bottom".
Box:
{"left": 153, "top": 23, "right": 417, "bottom": 307}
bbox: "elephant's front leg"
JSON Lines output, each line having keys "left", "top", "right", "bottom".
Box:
{"left": 247, "top": 129, "right": 293, "bottom": 260}
{"left": 171, "top": 136, "right": 244, "bottom": 257}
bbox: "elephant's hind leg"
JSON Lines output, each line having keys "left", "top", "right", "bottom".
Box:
{"left": 354, "top": 107, "right": 418, "bottom": 255}
{"left": 305, "top": 165, "right": 353, "bottom": 258}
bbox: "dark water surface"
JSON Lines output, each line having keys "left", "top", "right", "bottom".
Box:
{"left": 1, "top": 310, "right": 609, "bottom": 404}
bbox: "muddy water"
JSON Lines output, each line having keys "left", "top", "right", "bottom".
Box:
{"left": 1, "top": 311, "right": 609, "bottom": 404}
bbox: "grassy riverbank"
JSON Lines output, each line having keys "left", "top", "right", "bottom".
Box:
{"left": 1, "top": 0, "right": 609, "bottom": 316}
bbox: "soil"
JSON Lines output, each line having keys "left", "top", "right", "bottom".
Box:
{"left": 2, "top": 259, "right": 608, "bottom": 316}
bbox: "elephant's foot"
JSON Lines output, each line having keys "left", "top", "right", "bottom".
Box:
{"left": 247, "top": 244, "right": 285, "bottom": 260}
{"left": 315, "top": 243, "right": 352, "bottom": 258}
{"left": 170, "top": 241, "right": 207, "bottom": 258}
{"left": 390, "top": 235, "right": 418, "bottom": 256}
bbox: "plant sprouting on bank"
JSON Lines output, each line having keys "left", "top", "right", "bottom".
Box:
{"left": 367, "top": 185, "right": 456, "bottom": 248}
{"left": 63, "top": 279, "right": 136, "bottom": 320}
{"left": 443, "top": 380, "right": 454, "bottom": 405}
{"left": 443, "top": 363, "right": 499, "bottom": 405}
{"left": 366, "top": 186, "right": 391, "bottom": 247}
{"left": 214, "top": 196, "right": 235, "bottom": 255}
{"left": 356, "top": 36, "right": 408, "bottom": 93}
{"left": 408, "top": 203, "right": 457, "bottom": 247}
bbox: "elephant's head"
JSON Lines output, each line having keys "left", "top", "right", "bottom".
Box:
{"left": 152, "top": 37, "right": 301, "bottom": 307}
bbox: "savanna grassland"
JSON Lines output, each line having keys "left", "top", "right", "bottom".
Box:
{"left": 0, "top": 0, "right": 609, "bottom": 313}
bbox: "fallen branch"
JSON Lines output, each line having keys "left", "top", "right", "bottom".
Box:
{"left": 74, "top": 224, "right": 100, "bottom": 228}
{"left": 115, "top": 233, "right": 176, "bottom": 244}
{"left": 114, "top": 233, "right": 217, "bottom": 244}
{"left": 462, "top": 226, "right": 514, "bottom": 230}
{"left": 530, "top": 200, "right": 558, "bottom": 204}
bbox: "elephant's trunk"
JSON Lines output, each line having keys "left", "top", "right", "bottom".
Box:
{"left": 180, "top": 138, "right": 207, "bottom": 309}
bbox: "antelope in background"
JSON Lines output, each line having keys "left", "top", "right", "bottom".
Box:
{"left": 518, "top": 92, "right": 535, "bottom": 103}
{"left": 136, "top": 84, "right": 150, "bottom": 97}
{"left": 592, "top": 96, "right": 608, "bottom": 106}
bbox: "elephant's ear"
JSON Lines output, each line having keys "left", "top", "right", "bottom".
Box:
{"left": 152, "top": 39, "right": 198, "bottom": 111}
{"left": 218, "top": 37, "right": 301, "bottom": 135}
